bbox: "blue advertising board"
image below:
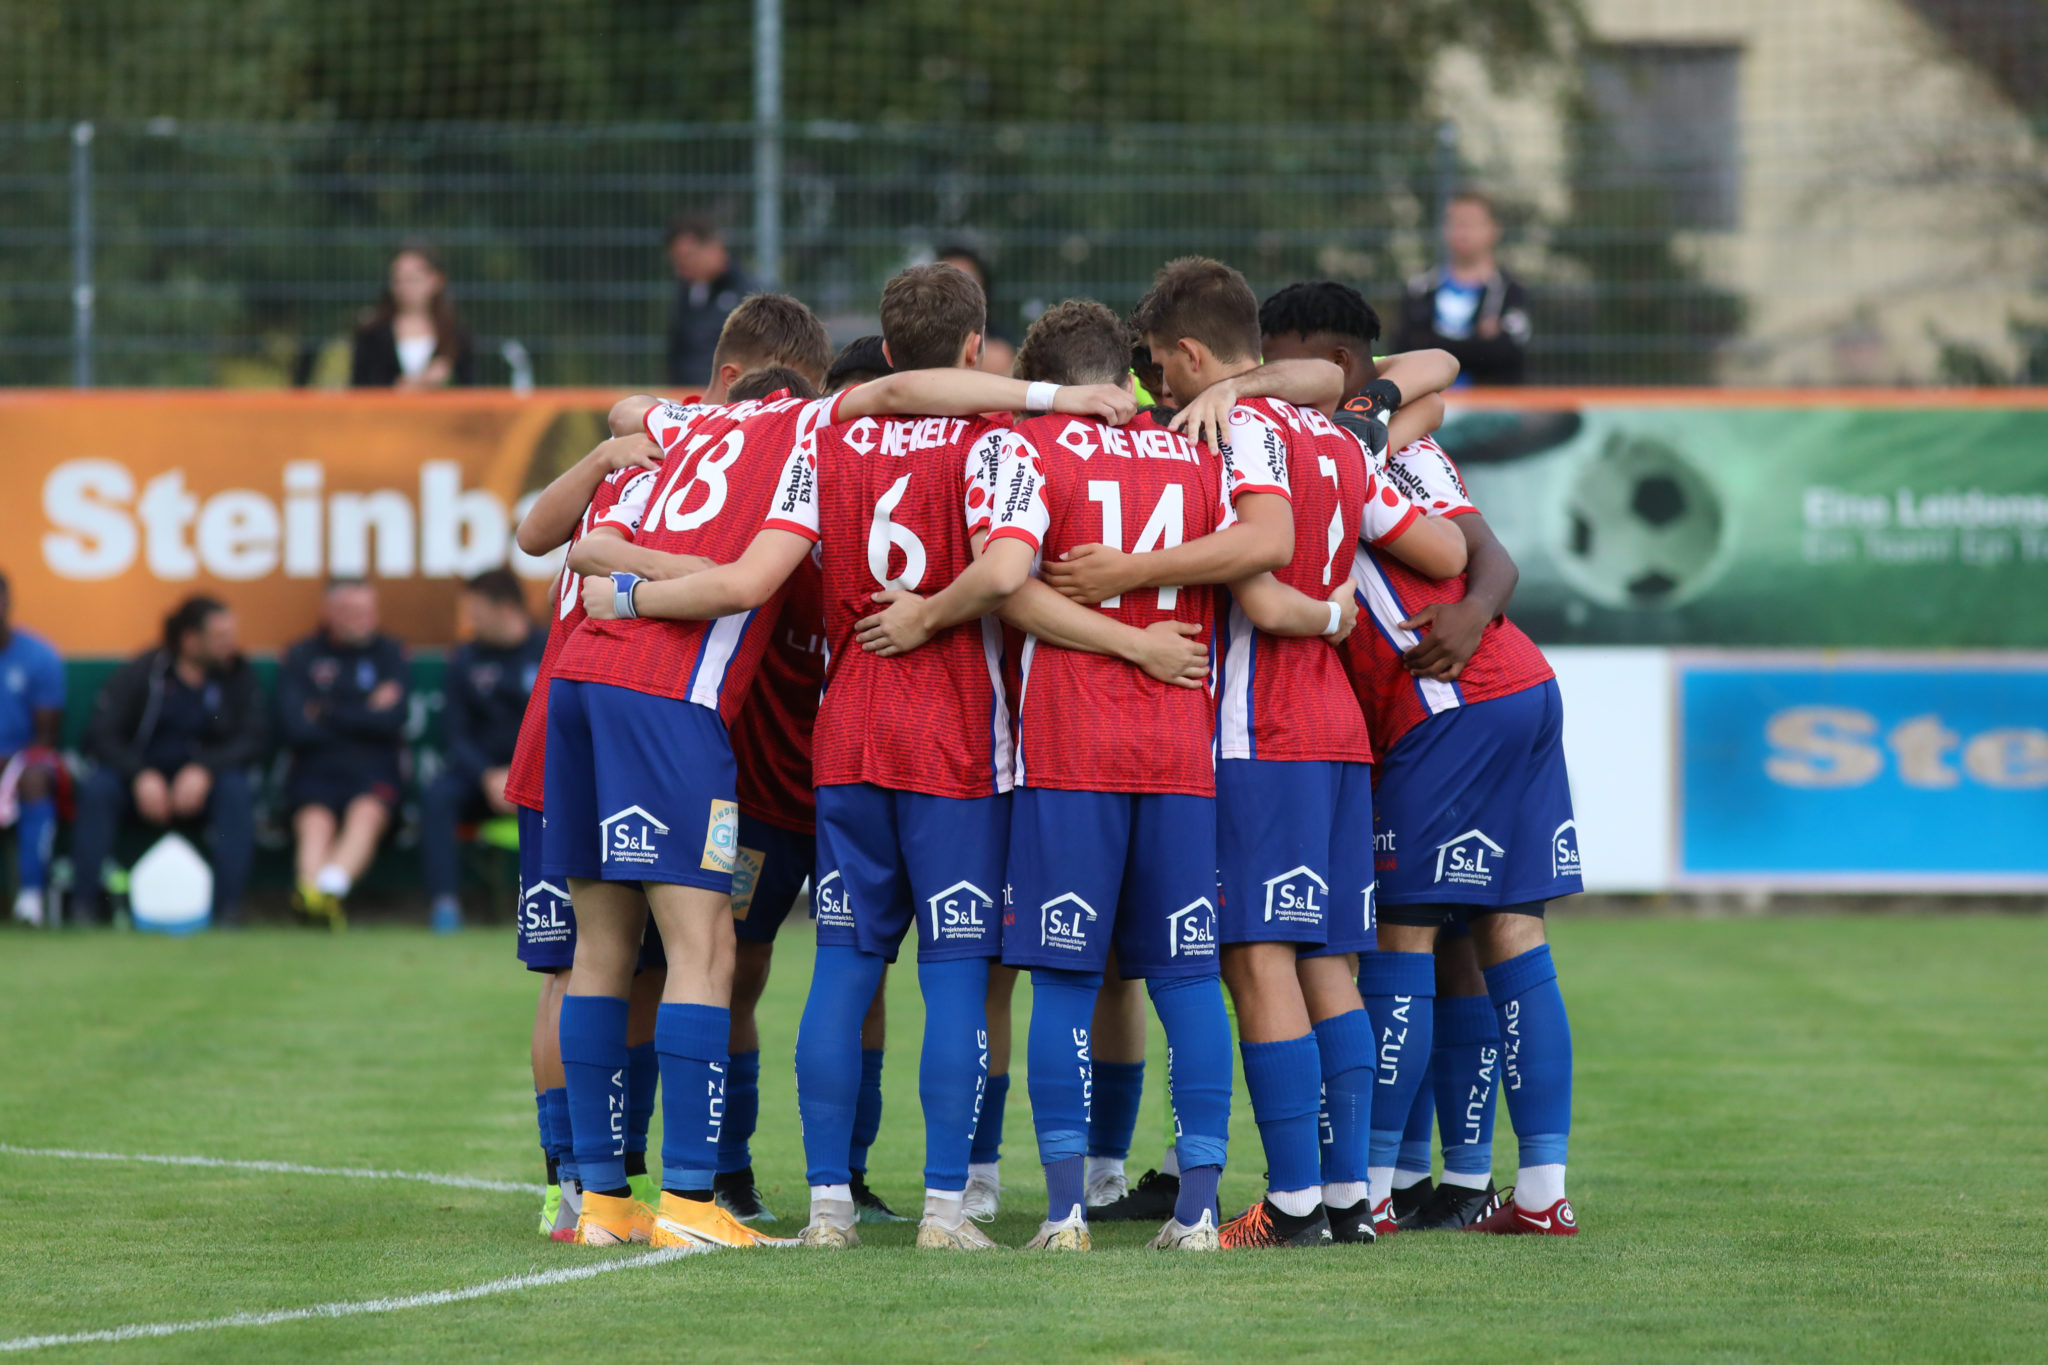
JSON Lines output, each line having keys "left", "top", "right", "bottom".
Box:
{"left": 1679, "top": 654, "right": 2048, "bottom": 888}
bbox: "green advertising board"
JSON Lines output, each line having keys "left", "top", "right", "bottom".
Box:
{"left": 1440, "top": 402, "right": 2048, "bottom": 646}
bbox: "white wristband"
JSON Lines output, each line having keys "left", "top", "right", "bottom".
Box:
{"left": 1322, "top": 600, "right": 1344, "bottom": 637}
{"left": 1024, "top": 381, "right": 1061, "bottom": 413}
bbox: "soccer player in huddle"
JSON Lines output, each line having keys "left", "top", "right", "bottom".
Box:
{"left": 1045, "top": 258, "right": 1468, "bottom": 1246}
{"left": 1263, "top": 279, "right": 1584, "bottom": 1235}
{"left": 572, "top": 275, "right": 1138, "bottom": 1251}
{"left": 505, "top": 293, "right": 834, "bottom": 1242}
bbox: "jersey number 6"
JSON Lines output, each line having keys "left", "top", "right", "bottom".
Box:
{"left": 868, "top": 472, "right": 929, "bottom": 591}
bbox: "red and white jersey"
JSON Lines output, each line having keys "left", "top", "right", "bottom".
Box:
{"left": 1213, "top": 397, "right": 1377, "bottom": 764}
{"left": 784, "top": 412, "right": 1015, "bottom": 800}
{"left": 644, "top": 397, "right": 718, "bottom": 457}
{"left": 1342, "top": 435, "right": 1554, "bottom": 753}
{"left": 730, "top": 552, "right": 825, "bottom": 834}
{"left": 503, "top": 466, "right": 660, "bottom": 810}
{"left": 551, "top": 389, "right": 849, "bottom": 721}
{"left": 989, "top": 409, "right": 1228, "bottom": 796}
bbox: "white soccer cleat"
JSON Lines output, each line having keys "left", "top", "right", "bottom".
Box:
{"left": 1085, "top": 1165, "right": 1129, "bottom": 1209}
{"left": 1026, "top": 1204, "right": 1091, "bottom": 1252}
{"left": 963, "top": 1169, "right": 1002, "bottom": 1223}
{"left": 1147, "top": 1209, "right": 1220, "bottom": 1251}
{"left": 11, "top": 889, "right": 44, "bottom": 927}
{"left": 797, "top": 1198, "right": 861, "bottom": 1250}
{"left": 917, "top": 1212, "right": 1001, "bottom": 1251}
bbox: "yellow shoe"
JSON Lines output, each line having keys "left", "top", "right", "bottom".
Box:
{"left": 293, "top": 884, "right": 347, "bottom": 931}
{"left": 575, "top": 1191, "right": 654, "bottom": 1246}
{"left": 650, "top": 1192, "right": 798, "bottom": 1250}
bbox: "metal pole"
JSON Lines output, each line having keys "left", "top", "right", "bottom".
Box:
{"left": 753, "top": 0, "right": 783, "bottom": 287}
{"left": 71, "top": 120, "right": 94, "bottom": 388}
{"left": 1434, "top": 119, "right": 1458, "bottom": 274}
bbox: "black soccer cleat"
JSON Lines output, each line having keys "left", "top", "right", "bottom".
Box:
{"left": 1390, "top": 1177, "right": 1435, "bottom": 1224}
{"left": 1326, "top": 1198, "right": 1379, "bottom": 1245}
{"left": 1405, "top": 1179, "right": 1501, "bottom": 1231}
{"left": 849, "top": 1170, "right": 908, "bottom": 1223}
{"left": 1090, "top": 1168, "right": 1180, "bottom": 1222}
{"left": 712, "top": 1167, "right": 778, "bottom": 1223}
{"left": 1219, "top": 1198, "right": 1333, "bottom": 1249}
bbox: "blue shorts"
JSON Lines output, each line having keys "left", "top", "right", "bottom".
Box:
{"left": 1217, "top": 758, "right": 1374, "bottom": 950}
{"left": 519, "top": 806, "right": 668, "bottom": 972}
{"left": 1001, "top": 788, "right": 1220, "bottom": 980}
{"left": 814, "top": 783, "right": 1006, "bottom": 963}
{"left": 1300, "top": 760, "right": 1378, "bottom": 960}
{"left": 541, "top": 680, "right": 739, "bottom": 894}
{"left": 733, "top": 815, "right": 814, "bottom": 945}
{"left": 517, "top": 805, "right": 575, "bottom": 972}
{"left": 1373, "top": 679, "right": 1582, "bottom": 909}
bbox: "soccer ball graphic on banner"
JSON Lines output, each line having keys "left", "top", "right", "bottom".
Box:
{"left": 1551, "top": 429, "right": 1725, "bottom": 608}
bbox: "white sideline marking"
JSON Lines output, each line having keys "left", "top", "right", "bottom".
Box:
{"left": 0, "top": 1248, "right": 699, "bottom": 1354}
{"left": 0, "top": 1144, "right": 544, "bottom": 1196}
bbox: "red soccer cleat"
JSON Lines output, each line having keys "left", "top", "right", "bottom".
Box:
{"left": 1369, "top": 1196, "right": 1400, "bottom": 1238}
{"left": 1466, "top": 1191, "right": 1577, "bottom": 1236}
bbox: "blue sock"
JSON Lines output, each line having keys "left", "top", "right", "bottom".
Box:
{"left": 534, "top": 1092, "right": 550, "bottom": 1170}
{"left": 1088, "top": 1061, "right": 1145, "bottom": 1159}
{"left": 850, "top": 1047, "right": 885, "bottom": 1173}
{"left": 625, "top": 1041, "right": 657, "bottom": 1159}
{"left": 917, "top": 957, "right": 990, "bottom": 1193}
{"left": 970, "top": 1073, "right": 1010, "bottom": 1165}
{"left": 1027, "top": 967, "right": 1101, "bottom": 1218}
{"left": 717, "top": 1049, "right": 760, "bottom": 1174}
{"left": 654, "top": 1002, "right": 730, "bottom": 1194}
{"left": 1312, "top": 1008, "right": 1376, "bottom": 1193}
{"left": 1359, "top": 951, "right": 1436, "bottom": 1175}
{"left": 558, "top": 994, "right": 630, "bottom": 1193}
{"left": 16, "top": 797, "right": 53, "bottom": 892}
{"left": 1484, "top": 945, "right": 1572, "bottom": 1170}
{"left": 1239, "top": 1033, "right": 1323, "bottom": 1198}
{"left": 1398, "top": 1054, "right": 1436, "bottom": 1176}
{"left": 542, "top": 1086, "right": 577, "bottom": 1184}
{"left": 1434, "top": 994, "right": 1501, "bottom": 1183}
{"left": 1147, "top": 974, "right": 1232, "bottom": 1226}
{"left": 794, "top": 944, "right": 888, "bottom": 1187}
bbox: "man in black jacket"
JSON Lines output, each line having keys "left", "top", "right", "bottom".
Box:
{"left": 72, "top": 596, "right": 265, "bottom": 926}
{"left": 423, "top": 569, "right": 544, "bottom": 934}
{"left": 665, "top": 213, "right": 758, "bottom": 389}
{"left": 280, "top": 579, "right": 410, "bottom": 926}
{"left": 1392, "top": 192, "right": 1532, "bottom": 386}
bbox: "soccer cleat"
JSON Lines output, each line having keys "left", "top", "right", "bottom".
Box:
{"left": 1146, "top": 1210, "right": 1220, "bottom": 1251}
{"left": 1326, "top": 1198, "right": 1378, "bottom": 1245}
{"left": 1467, "top": 1189, "right": 1578, "bottom": 1236}
{"left": 1404, "top": 1180, "right": 1500, "bottom": 1231}
{"left": 713, "top": 1167, "right": 778, "bottom": 1223}
{"left": 962, "top": 1169, "right": 1002, "bottom": 1223}
{"left": 917, "top": 1212, "right": 1001, "bottom": 1251}
{"left": 1085, "top": 1165, "right": 1129, "bottom": 1209}
{"left": 1091, "top": 1168, "right": 1179, "bottom": 1222}
{"left": 574, "top": 1191, "right": 653, "bottom": 1246}
{"left": 651, "top": 1192, "right": 798, "bottom": 1249}
{"left": 429, "top": 897, "right": 461, "bottom": 934}
{"left": 1391, "top": 1177, "right": 1435, "bottom": 1224}
{"left": 293, "top": 884, "right": 346, "bottom": 931}
{"left": 850, "top": 1171, "right": 906, "bottom": 1223}
{"left": 1025, "top": 1204, "right": 1091, "bottom": 1252}
{"left": 628, "top": 1172, "right": 660, "bottom": 1211}
{"left": 1370, "top": 1196, "right": 1400, "bottom": 1238}
{"left": 796, "top": 1218, "right": 861, "bottom": 1249}
{"left": 1219, "top": 1199, "right": 1333, "bottom": 1249}
{"left": 12, "top": 889, "right": 45, "bottom": 927}
{"left": 538, "top": 1183, "right": 562, "bottom": 1237}
{"left": 549, "top": 1179, "right": 583, "bottom": 1242}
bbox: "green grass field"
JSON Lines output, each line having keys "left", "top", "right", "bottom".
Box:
{"left": 2, "top": 915, "right": 2044, "bottom": 1361}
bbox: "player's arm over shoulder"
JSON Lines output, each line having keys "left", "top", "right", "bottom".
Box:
{"left": 586, "top": 527, "right": 812, "bottom": 623}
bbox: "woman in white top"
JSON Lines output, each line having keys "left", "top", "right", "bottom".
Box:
{"left": 350, "top": 244, "right": 474, "bottom": 388}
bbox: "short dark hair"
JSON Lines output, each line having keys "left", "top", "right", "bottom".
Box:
{"left": 879, "top": 264, "right": 987, "bottom": 372}
{"left": 1015, "top": 300, "right": 1132, "bottom": 387}
{"left": 826, "top": 335, "right": 893, "bottom": 393}
{"left": 325, "top": 577, "right": 370, "bottom": 594}
{"left": 936, "top": 243, "right": 991, "bottom": 289}
{"left": 666, "top": 212, "right": 721, "bottom": 246}
{"left": 163, "top": 595, "right": 226, "bottom": 653}
{"left": 1129, "top": 336, "right": 1165, "bottom": 402}
{"left": 463, "top": 567, "right": 525, "bottom": 608}
{"left": 726, "top": 365, "right": 820, "bottom": 403}
{"left": 712, "top": 293, "right": 833, "bottom": 386}
{"left": 1258, "top": 281, "right": 1383, "bottom": 350}
{"left": 1130, "top": 256, "right": 1261, "bottom": 363}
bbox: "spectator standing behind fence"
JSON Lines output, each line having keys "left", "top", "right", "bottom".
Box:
{"left": 937, "top": 243, "right": 1019, "bottom": 375}
{"left": 1393, "top": 191, "right": 1531, "bottom": 385}
{"left": 280, "top": 580, "right": 410, "bottom": 929}
{"left": 71, "top": 597, "right": 263, "bottom": 928}
{"left": 665, "top": 213, "right": 757, "bottom": 389}
{"left": 423, "top": 570, "right": 544, "bottom": 935}
{"left": 350, "top": 244, "right": 475, "bottom": 389}
{"left": 0, "top": 572, "right": 64, "bottom": 928}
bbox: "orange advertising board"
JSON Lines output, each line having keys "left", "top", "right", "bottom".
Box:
{"left": 1, "top": 390, "right": 633, "bottom": 655}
